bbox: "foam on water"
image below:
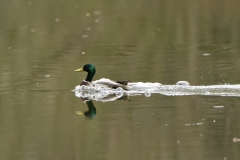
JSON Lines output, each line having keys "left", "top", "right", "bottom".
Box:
{"left": 73, "top": 83, "right": 240, "bottom": 102}
{"left": 144, "top": 89, "right": 152, "bottom": 97}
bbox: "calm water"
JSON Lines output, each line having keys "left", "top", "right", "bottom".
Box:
{"left": 1, "top": 0, "right": 240, "bottom": 159}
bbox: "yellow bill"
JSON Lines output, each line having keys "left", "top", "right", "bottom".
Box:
{"left": 75, "top": 67, "right": 84, "bottom": 72}
{"left": 76, "top": 111, "right": 84, "bottom": 115}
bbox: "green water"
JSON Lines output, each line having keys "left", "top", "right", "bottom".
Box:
{"left": 1, "top": 0, "right": 240, "bottom": 159}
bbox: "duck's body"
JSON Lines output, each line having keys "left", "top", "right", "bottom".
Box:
{"left": 92, "top": 78, "right": 130, "bottom": 90}
{"left": 75, "top": 64, "right": 162, "bottom": 90}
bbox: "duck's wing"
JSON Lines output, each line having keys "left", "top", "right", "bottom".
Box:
{"left": 92, "top": 78, "right": 162, "bottom": 90}
{"left": 92, "top": 78, "right": 130, "bottom": 90}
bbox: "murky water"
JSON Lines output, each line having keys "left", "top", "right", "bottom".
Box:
{"left": 1, "top": 0, "right": 240, "bottom": 159}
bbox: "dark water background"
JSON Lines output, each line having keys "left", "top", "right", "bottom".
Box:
{"left": 1, "top": 0, "right": 240, "bottom": 159}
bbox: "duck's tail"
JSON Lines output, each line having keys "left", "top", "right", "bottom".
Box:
{"left": 116, "top": 80, "right": 129, "bottom": 85}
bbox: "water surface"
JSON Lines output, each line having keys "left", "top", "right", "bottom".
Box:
{"left": 1, "top": 0, "right": 240, "bottom": 159}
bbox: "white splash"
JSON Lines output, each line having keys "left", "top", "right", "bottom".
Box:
{"left": 73, "top": 82, "right": 240, "bottom": 102}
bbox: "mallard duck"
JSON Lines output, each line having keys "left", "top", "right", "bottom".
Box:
{"left": 75, "top": 64, "right": 130, "bottom": 90}
{"left": 75, "top": 64, "right": 162, "bottom": 90}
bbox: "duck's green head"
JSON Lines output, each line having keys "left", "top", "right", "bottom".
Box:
{"left": 75, "top": 64, "right": 96, "bottom": 82}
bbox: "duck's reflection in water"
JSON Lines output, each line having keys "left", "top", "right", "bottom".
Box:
{"left": 76, "top": 95, "right": 129, "bottom": 119}
{"left": 76, "top": 99, "right": 97, "bottom": 119}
